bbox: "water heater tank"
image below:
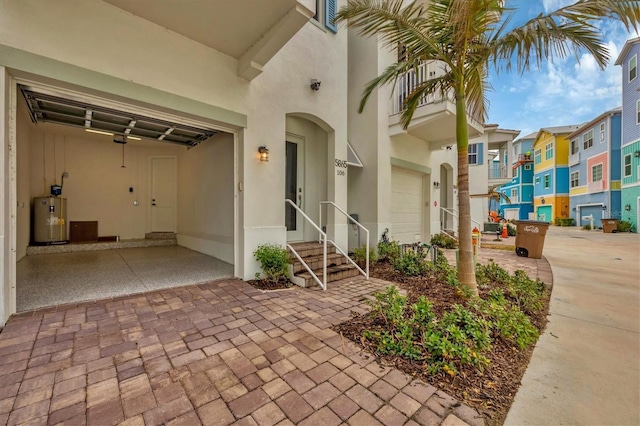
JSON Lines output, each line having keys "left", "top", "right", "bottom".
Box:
{"left": 33, "top": 197, "right": 68, "bottom": 244}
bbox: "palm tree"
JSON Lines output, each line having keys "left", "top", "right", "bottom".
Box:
{"left": 337, "top": 0, "right": 639, "bottom": 296}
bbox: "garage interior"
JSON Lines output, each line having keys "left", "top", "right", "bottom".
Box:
{"left": 15, "top": 83, "right": 235, "bottom": 312}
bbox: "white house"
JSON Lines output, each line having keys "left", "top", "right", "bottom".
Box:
{"left": 0, "top": 0, "right": 486, "bottom": 324}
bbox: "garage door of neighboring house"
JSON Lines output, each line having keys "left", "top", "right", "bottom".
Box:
{"left": 391, "top": 167, "right": 425, "bottom": 243}
{"left": 504, "top": 208, "right": 519, "bottom": 221}
{"left": 536, "top": 205, "right": 552, "bottom": 223}
{"left": 580, "top": 205, "right": 602, "bottom": 227}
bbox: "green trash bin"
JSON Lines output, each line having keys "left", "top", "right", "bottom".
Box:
{"left": 514, "top": 220, "right": 550, "bottom": 259}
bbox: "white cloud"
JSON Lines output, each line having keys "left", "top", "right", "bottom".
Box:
{"left": 541, "top": 0, "right": 573, "bottom": 13}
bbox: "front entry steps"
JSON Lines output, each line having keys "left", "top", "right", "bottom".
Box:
{"left": 288, "top": 242, "right": 360, "bottom": 288}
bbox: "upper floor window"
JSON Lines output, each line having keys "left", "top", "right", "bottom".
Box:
{"left": 545, "top": 143, "right": 553, "bottom": 160}
{"left": 570, "top": 171, "right": 579, "bottom": 188}
{"left": 513, "top": 167, "right": 518, "bottom": 178}
{"left": 570, "top": 139, "right": 579, "bottom": 154}
{"left": 637, "top": 100, "right": 640, "bottom": 125}
{"left": 534, "top": 149, "right": 541, "bottom": 165}
{"left": 630, "top": 54, "right": 637, "bottom": 82}
{"left": 524, "top": 164, "right": 532, "bottom": 170}
{"left": 600, "top": 123, "right": 605, "bottom": 142}
{"left": 624, "top": 154, "right": 632, "bottom": 177}
{"left": 313, "top": 0, "right": 337, "bottom": 33}
{"left": 591, "top": 164, "right": 603, "bottom": 182}
{"left": 510, "top": 188, "right": 518, "bottom": 203}
{"left": 544, "top": 174, "right": 550, "bottom": 189}
{"left": 468, "top": 144, "right": 478, "bottom": 165}
{"left": 583, "top": 130, "right": 594, "bottom": 150}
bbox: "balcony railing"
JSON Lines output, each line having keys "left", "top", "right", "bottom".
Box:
{"left": 516, "top": 154, "right": 533, "bottom": 163}
{"left": 392, "top": 62, "right": 445, "bottom": 115}
{"left": 569, "top": 152, "right": 580, "bottom": 166}
{"left": 588, "top": 180, "right": 604, "bottom": 193}
{"left": 489, "top": 165, "right": 509, "bottom": 180}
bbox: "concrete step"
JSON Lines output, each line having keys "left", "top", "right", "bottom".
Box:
{"left": 293, "top": 264, "right": 361, "bottom": 288}
{"left": 291, "top": 252, "right": 346, "bottom": 273}
{"left": 288, "top": 241, "right": 336, "bottom": 258}
{"left": 145, "top": 232, "right": 177, "bottom": 240}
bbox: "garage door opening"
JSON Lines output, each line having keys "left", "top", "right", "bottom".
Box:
{"left": 391, "top": 166, "right": 430, "bottom": 243}
{"left": 15, "top": 83, "right": 236, "bottom": 312}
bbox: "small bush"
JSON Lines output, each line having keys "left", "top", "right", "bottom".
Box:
{"left": 556, "top": 218, "right": 575, "bottom": 227}
{"left": 377, "top": 240, "right": 400, "bottom": 262}
{"left": 254, "top": 244, "right": 290, "bottom": 282}
{"left": 617, "top": 220, "right": 636, "bottom": 233}
{"left": 430, "top": 233, "right": 458, "bottom": 249}
{"left": 351, "top": 245, "right": 378, "bottom": 266}
{"left": 392, "top": 249, "right": 428, "bottom": 276}
{"left": 582, "top": 224, "right": 592, "bottom": 230}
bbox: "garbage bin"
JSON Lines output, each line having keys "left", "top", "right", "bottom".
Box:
{"left": 514, "top": 220, "right": 550, "bottom": 259}
{"left": 601, "top": 219, "right": 619, "bottom": 233}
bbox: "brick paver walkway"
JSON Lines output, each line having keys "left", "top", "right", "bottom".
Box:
{"left": 0, "top": 277, "right": 487, "bottom": 425}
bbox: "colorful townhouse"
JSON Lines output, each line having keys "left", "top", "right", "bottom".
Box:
{"left": 499, "top": 132, "right": 537, "bottom": 220}
{"left": 532, "top": 125, "right": 583, "bottom": 222}
{"left": 0, "top": 0, "right": 490, "bottom": 323}
{"left": 568, "top": 108, "right": 622, "bottom": 226}
{"left": 615, "top": 37, "right": 640, "bottom": 230}
{"left": 468, "top": 125, "right": 520, "bottom": 226}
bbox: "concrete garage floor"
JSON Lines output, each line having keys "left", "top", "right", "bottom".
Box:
{"left": 17, "top": 246, "right": 234, "bottom": 312}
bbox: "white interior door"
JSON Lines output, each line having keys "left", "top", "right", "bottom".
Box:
{"left": 151, "top": 157, "right": 177, "bottom": 232}
{"left": 286, "top": 139, "right": 304, "bottom": 241}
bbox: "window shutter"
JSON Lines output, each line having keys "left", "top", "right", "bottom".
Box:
{"left": 325, "top": 0, "right": 337, "bottom": 33}
{"left": 477, "top": 143, "right": 484, "bottom": 165}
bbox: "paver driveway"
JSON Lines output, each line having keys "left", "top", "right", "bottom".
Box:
{"left": 0, "top": 278, "right": 484, "bottom": 425}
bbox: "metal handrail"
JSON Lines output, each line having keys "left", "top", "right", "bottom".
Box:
{"left": 327, "top": 240, "right": 368, "bottom": 279}
{"left": 319, "top": 201, "right": 370, "bottom": 279}
{"left": 440, "top": 207, "right": 482, "bottom": 247}
{"left": 286, "top": 199, "right": 327, "bottom": 290}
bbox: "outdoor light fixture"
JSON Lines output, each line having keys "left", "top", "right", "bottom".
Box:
{"left": 258, "top": 146, "right": 269, "bottom": 162}
{"left": 433, "top": 181, "right": 440, "bottom": 188}
{"left": 310, "top": 79, "right": 321, "bottom": 91}
{"left": 635, "top": 150, "right": 640, "bottom": 158}
{"left": 625, "top": 204, "right": 631, "bottom": 211}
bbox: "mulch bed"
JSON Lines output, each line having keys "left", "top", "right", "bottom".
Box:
{"left": 245, "top": 278, "right": 294, "bottom": 291}
{"left": 334, "top": 261, "right": 551, "bottom": 425}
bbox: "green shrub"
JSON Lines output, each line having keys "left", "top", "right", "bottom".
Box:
{"left": 582, "top": 224, "right": 592, "bottom": 230}
{"left": 392, "top": 249, "right": 428, "bottom": 276}
{"left": 507, "top": 223, "right": 517, "bottom": 236}
{"left": 430, "top": 233, "right": 458, "bottom": 249}
{"left": 253, "top": 244, "right": 290, "bottom": 282}
{"left": 556, "top": 218, "right": 575, "bottom": 227}
{"left": 617, "top": 220, "right": 636, "bottom": 233}
{"left": 351, "top": 245, "right": 378, "bottom": 266}
{"left": 377, "top": 240, "right": 400, "bottom": 262}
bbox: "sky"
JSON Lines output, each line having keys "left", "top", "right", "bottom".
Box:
{"left": 485, "top": 0, "right": 639, "bottom": 138}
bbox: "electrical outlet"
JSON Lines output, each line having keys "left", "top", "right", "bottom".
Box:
{"left": 129, "top": 187, "right": 134, "bottom": 193}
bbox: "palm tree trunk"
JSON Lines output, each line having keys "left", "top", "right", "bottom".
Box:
{"left": 455, "top": 94, "right": 479, "bottom": 296}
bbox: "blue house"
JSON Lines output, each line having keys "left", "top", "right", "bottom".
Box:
{"left": 499, "top": 132, "right": 537, "bottom": 220}
{"left": 568, "top": 108, "right": 622, "bottom": 227}
{"left": 615, "top": 37, "right": 640, "bottom": 231}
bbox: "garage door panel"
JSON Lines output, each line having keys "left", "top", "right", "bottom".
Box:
{"left": 391, "top": 167, "right": 425, "bottom": 243}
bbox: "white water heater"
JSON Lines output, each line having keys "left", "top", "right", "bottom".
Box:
{"left": 33, "top": 197, "right": 68, "bottom": 244}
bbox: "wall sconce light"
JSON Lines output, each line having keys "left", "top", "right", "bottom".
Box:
{"left": 625, "top": 204, "right": 631, "bottom": 211}
{"left": 433, "top": 181, "right": 440, "bottom": 188}
{"left": 572, "top": 207, "right": 576, "bottom": 211}
{"left": 310, "top": 79, "right": 321, "bottom": 91}
{"left": 258, "top": 146, "right": 269, "bottom": 162}
{"left": 601, "top": 205, "right": 607, "bottom": 210}
{"left": 446, "top": 146, "right": 452, "bottom": 150}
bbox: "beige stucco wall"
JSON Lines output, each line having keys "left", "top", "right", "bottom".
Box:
{"left": 177, "top": 133, "right": 235, "bottom": 264}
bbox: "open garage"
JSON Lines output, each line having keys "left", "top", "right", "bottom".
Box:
{"left": 14, "top": 82, "right": 237, "bottom": 311}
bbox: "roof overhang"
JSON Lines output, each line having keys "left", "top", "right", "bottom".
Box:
{"left": 103, "top": 0, "right": 314, "bottom": 80}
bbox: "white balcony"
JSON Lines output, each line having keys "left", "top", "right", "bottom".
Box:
{"left": 389, "top": 61, "right": 483, "bottom": 145}
{"left": 103, "top": 0, "right": 314, "bottom": 80}
{"left": 569, "top": 152, "right": 580, "bottom": 166}
{"left": 588, "top": 180, "right": 604, "bottom": 193}
{"left": 489, "top": 165, "right": 510, "bottom": 180}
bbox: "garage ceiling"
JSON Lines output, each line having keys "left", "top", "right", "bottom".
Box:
{"left": 20, "top": 86, "right": 217, "bottom": 148}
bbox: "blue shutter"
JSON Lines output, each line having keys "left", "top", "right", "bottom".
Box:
{"left": 477, "top": 143, "right": 484, "bottom": 165}
{"left": 325, "top": 0, "right": 337, "bottom": 33}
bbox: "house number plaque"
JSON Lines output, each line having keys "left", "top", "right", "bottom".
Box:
{"left": 335, "top": 159, "right": 348, "bottom": 176}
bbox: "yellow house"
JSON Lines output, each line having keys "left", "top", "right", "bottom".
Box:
{"left": 532, "top": 125, "right": 582, "bottom": 222}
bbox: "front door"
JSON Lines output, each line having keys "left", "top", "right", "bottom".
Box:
{"left": 151, "top": 157, "right": 177, "bottom": 232}
{"left": 286, "top": 139, "right": 304, "bottom": 241}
